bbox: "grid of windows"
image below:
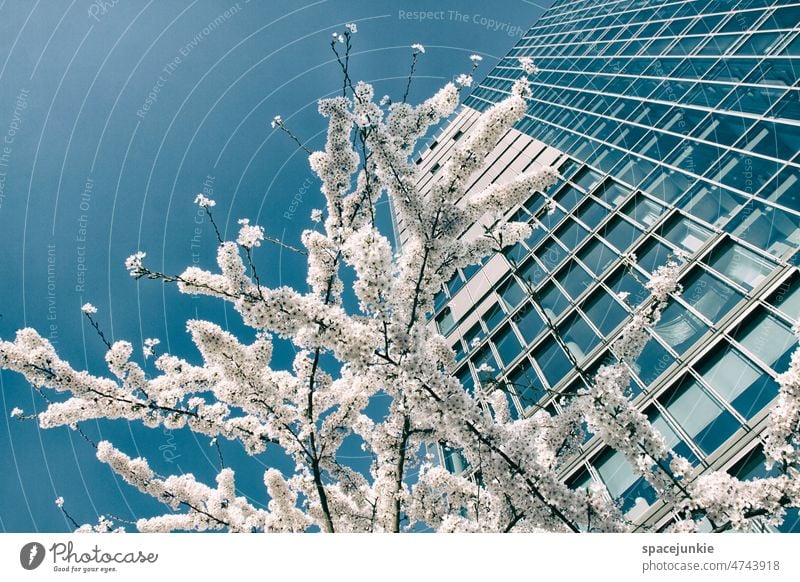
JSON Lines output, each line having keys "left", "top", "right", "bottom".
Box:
{"left": 429, "top": 0, "right": 800, "bottom": 530}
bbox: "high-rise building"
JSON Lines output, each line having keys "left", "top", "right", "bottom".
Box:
{"left": 405, "top": 0, "right": 800, "bottom": 531}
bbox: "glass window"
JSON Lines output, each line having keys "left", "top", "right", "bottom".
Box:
{"left": 472, "top": 345, "right": 500, "bottom": 385}
{"left": 537, "top": 282, "right": 570, "bottom": 320}
{"left": 680, "top": 181, "right": 745, "bottom": 227}
{"left": 492, "top": 324, "right": 523, "bottom": 367}
{"left": 606, "top": 265, "right": 647, "bottom": 306}
{"left": 573, "top": 166, "right": 603, "bottom": 193}
{"left": 456, "top": 365, "right": 475, "bottom": 395}
{"left": 556, "top": 260, "right": 594, "bottom": 300}
{"left": 498, "top": 278, "right": 526, "bottom": 310}
{"left": 722, "top": 85, "right": 786, "bottom": 116}
{"left": 636, "top": 239, "right": 673, "bottom": 274}
{"left": 635, "top": 336, "right": 676, "bottom": 386}
{"left": 554, "top": 183, "right": 583, "bottom": 211}
{"left": 658, "top": 375, "right": 740, "bottom": 455}
{"left": 654, "top": 300, "right": 707, "bottom": 354}
{"left": 575, "top": 197, "right": 610, "bottom": 230}
{"left": 517, "top": 256, "right": 547, "bottom": 288}
{"left": 436, "top": 307, "right": 456, "bottom": 335}
{"left": 555, "top": 219, "right": 589, "bottom": 249}
{"left": 559, "top": 313, "right": 600, "bottom": 362}
{"left": 660, "top": 213, "right": 712, "bottom": 254}
{"left": 640, "top": 169, "right": 692, "bottom": 205}
{"left": 697, "top": 344, "right": 780, "bottom": 419}
{"left": 482, "top": 303, "right": 506, "bottom": 332}
{"left": 508, "top": 359, "right": 547, "bottom": 411}
{"left": 446, "top": 271, "right": 465, "bottom": 296}
{"left": 536, "top": 238, "right": 568, "bottom": 272}
{"left": 725, "top": 201, "right": 800, "bottom": 259}
{"left": 647, "top": 405, "right": 697, "bottom": 464}
{"left": 768, "top": 273, "right": 800, "bottom": 320}
{"left": 623, "top": 193, "right": 665, "bottom": 227}
{"left": 759, "top": 166, "right": 799, "bottom": 210}
{"left": 602, "top": 216, "right": 642, "bottom": 252}
{"left": 739, "top": 120, "right": 800, "bottom": 162}
{"left": 594, "top": 179, "right": 631, "bottom": 207}
{"left": 593, "top": 448, "right": 656, "bottom": 515}
{"left": 582, "top": 288, "right": 628, "bottom": 335}
{"left": 513, "top": 301, "right": 545, "bottom": 344}
{"left": 705, "top": 241, "right": 774, "bottom": 291}
{"left": 533, "top": 335, "right": 573, "bottom": 388}
{"left": 733, "top": 307, "right": 797, "bottom": 373}
{"left": 681, "top": 267, "right": 743, "bottom": 323}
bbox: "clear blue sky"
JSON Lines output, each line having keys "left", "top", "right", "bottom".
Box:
{"left": 0, "top": 0, "right": 553, "bottom": 532}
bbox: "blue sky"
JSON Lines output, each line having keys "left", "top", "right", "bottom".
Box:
{"left": 0, "top": 0, "right": 553, "bottom": 532}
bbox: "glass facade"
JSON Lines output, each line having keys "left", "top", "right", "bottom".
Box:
{"left": 429, "top": 0, "right": 800, "bottom": 530}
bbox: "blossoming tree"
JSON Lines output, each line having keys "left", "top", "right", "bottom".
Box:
{"left": 2, "top": 27, "right": 799, "bottom": 533}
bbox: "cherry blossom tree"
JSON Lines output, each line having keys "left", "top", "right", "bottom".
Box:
{"left": 2, "top": 26, "right": 799, "bottom": 533}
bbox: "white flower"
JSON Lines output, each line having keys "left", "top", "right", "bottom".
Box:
{"left": 310, "top": 209, "right": 323, "bottom": 223}
{"left": 194, "top": 194, "right": 215, "bottom": 208}
{"left": 271, "top": 115, "right": 282, "bottom": 129}
{"left": 345, "top": 23, "right": 357, "bottom": 34}
{"left": 125, "top": 251, "right": 146, "bottom": 277}
{"left": 455, "top": 74, "right": 473, "bottom": 88}
{"left": 10, "top": 407, "right": 23, "bottom": 418}
{"left": 469, "top": 54, "right": 483, "bottom": 64}
{"left": 475, "top": 362, "right": 494, "bottom": 374}
{"left": 411, "top": 43, "right": 425, "bottom": 54}
{"left": 617, "top": 291, "right": 630, "bottom": 303}
{"left": 518, "top": 56, "right": 538, "bottom": 75}
{"left": 55, "top": 496, "right": 64, "bottom": 508}
{"left": 337, "top": 34, "right": 345, "bottom": 44}
{"left": 81, "top": 303, "right": 97, "bottom": 315}
{"left": 236, "top": 218, "right": 264, "bottom": 249}
{"left": 143, "top": 338, "right": 160, "bottom": 359}
{"left": 379, "top": 95, "right": 390, "bottom": 107}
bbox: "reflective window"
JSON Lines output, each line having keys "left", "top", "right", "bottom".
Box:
{"left": 697, "top": 344, "right": 779, "bottom": 419}
{"left": 492, "top": 324, "right": 523, "bottom": 367}
{"left": 705, "top": 240, "right": 774, "bottom": 291}
{"left": 623, "top": 193, "right": 665, "bottom": 227}
{"left": 660, "top": 213, "right": 712, "bottom": 254}
{"left": 635, "top": 336, "right": 676, "bottom": 386}
{"left": 555, "top": 219, "right": 589, "bottom": 249}
{"left": 536, "top": 238, "right": 568, "bottom": 272}
{"left": 681, "top": 267, "right": 743, "bottom": 323}
{"left": 464, "top": 322, "right": 485, "bottom": 350}
{"left": 559, "top": 313, "right": 600, "bottom": 362}
{"left": 556, "top": 260, "right": 594, "bottom": 300}
{"left": 456, "top": 365, "right": 475, "bottom": 395}
{"left": 436, "top": 307, "right": 456, "bottom": 335}
{"left": 533, "top": 335, "right": 573, "bottom": 387}
{"left": 582, "top": 288, "right": 628, "bottom": 335}
{"left": 472, "top": 345, "right": 500, "bottom": 384}
{"left": 482, "top": 303, "right": 506, "bottom": 332}
{"left": 647, "top": 406, "right": 697, "bottom": 464}
{"left": 578, "top": 237, "right": 617, "bottom": 276}
{"left": 768, "top": 273, "right": 800, "bottom": 320}
{"left": 602, "top": 216, "right": 643, "bottom": 252}
{"left": 725, "top": 201, "right": 800, "bottom": 259}
{"left": 733, "top": 307, "right": 796, "bottom": 373}
{"left": 658, "top": 375, "right": 740, "bottom": 455}
{"left": 508, "top": 359, "right": 547, "bottom": 411}
{"left": 636, "top": 239, "right": 673, "bottom": 274}
{"left": 593, "top": 448, "right": 656, "bottom": 515}
{"left": 575, "top": 197, "right": 610, "bottom": 229}
{"left": 654, "top": 300, "right": 707, "bottom": 353}
{"left": 513, "top": 301, "right": 545, "bottom": 344}
{"left": 681, "top": 181, "right": 745, "bottom": 227}
{"left": 498, "top": 278, "right": 526, "bottom": 310}
{"left": 538, "top": 281, "right": 571, "bottom": 320}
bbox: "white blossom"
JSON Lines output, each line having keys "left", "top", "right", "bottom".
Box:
{"left": 10, "top": 407, "right": 23, "bottom": 418}
{"left": 411, "top": 43, "right": 425, "bottom": 53}
{"left": 236, "top": 218, "right": 264, "bottom": 249}
{"left": 194, "top": 194, "right": 216, "bottom": 208}
{"left": 55, "top": 496, "right": 64, "bottom": 508}
{"left": 81, "top": 303, "right": 97, "bottom": 315}
{"left": 345, "top": 23, "right": 357, "bottom": 34}
{"left": 518, "top": 56, "right": 538, "bottom": 75}
{"left": 310, "top": 208, "right": 323, "bottom": 223}
{"left": 271, "top": 115, "right": 282, "bottom": 128}
{"left": 469, "top": 54, "right": 483, "bottom": 64}
{"left": 455, "top": 74, "right": 472, "bottom": 88}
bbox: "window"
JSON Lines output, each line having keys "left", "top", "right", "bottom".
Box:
{"left": 681, "top": 267, "right": 743, "bottom": 323}
{"left": 593, "top": 448, "right": 656, "bottom": 515}
{"left": 575, "top": 198, "right": 609, "bottom": 229}
{"left": 660, "top": 214, "right": 711, "bottom": 254}
{"left": 492, "top": 324, "right": 523, "bottom": 367}
{"left": 582, "top": 288, "right": 627, "bottom": 335}
{"left": 507, "top": 359, "right": 546, "bottom": 411}
{"left": 559, "top": 313, "right": 600, "bottom": 362}
{"left": 556, "top": 260, "right": 594, "bottom": 300}
{"left": 513, "top": 301, "right": 545, "bottom": 344}
{"left": 578, "top": 237, "right": 617, "bottom": 276}
{"left": 472, "top": 345, "right": 500, "bottom": 385}
{"left": 532, "top": 335, "right": 573, "bottom": 388}
{"left": 538, "top": 282, "right": 570, "bottom": 320}
{"left": 536, "top": 238, "right": 568, "bottom": 272}
{"left": 768, "top": 273, "right": 800, "bottom": 320}
{"left": 725, "top": 201, "right": 800, "bottom": 259}
{"left": 436, "top": 307, "right": 456, "bottom": 335}
{"left": 455, "top": 366, "right": 475, "bottom": 395}
{"left": 623, "top": 194, "right": 665, "bottom": 227}
{"left": 602, "top": 216, "right": 642, "bottom": 252}
{"left": 498, "top": 278, "right": 526, "bottom": 310}
{"left": 658, "top": 375, "right": 740, "bottom": 455}
{"left": 653, "top": 300, "right": 706, "bottom": 353}
{"left": 555, "top": 219, "right": 589, "bottom": 249}
{"left": 647, "top": 405, "right": 697, "bottom": 464}
{"left": 706, "top": 241, "right": 774, "bottom": 291}
{"left": 733, "top": 308, "right": 796, "bottom": 373}
{"left": 681, "top": 181, "right": 745, "bottom": 227}
{"left": 697, "top": 344, "right": 779, "bottom": 419}
{"left": 517, "top": 256, "right": 547, "bottom": 288}
{"left": 636, "top": 239, "right": 673, "bottom": 274}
